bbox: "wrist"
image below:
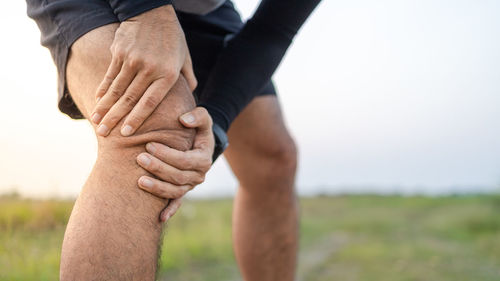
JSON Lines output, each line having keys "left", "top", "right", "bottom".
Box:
{"left": 212, "top": 123, "right": 229, "bottom": 163}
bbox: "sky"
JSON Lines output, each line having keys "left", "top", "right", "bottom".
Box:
{"left": 0, "top": 0, "right": 499, "bottom": 198}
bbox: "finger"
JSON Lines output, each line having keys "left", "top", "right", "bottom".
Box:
{"left": 146, "top": 142, "right": 212, "bottom": 172}
{"left": 179, "top": 107, "right": 213, "bottom": 131}
{"left": 179, "top": 108, "right": 215, "bottom": 152}
{"left": 97, "top": 72, "right": 152, "bottom": 137}
{"left": 91, "top": 66, "right": 137, "bottom": 135}
{"left": 95, "top": 57, "right": 122, "bottom": 102}
{"left": 137, "top": 153, "right": 204, "bottom": 186}
{"left": 181, "top": 53, "right": 197, "bottom": 91}
{"left": 160, "top": 198, "right": 183, "bottom": 222}
{"left": 138, "top": 176, "right": 190, "bottom": 199}
{"left": 120, "top": 78, "right": 173, "bottom": 137}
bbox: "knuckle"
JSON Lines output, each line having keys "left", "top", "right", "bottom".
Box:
{"left": 200, "top": 159, "right": 212, "bottom": 171}
{"left": 197, "top": 106, "right": 209, "bottom": 116}
{"left": 149, "top": 160, "right": 160, "bottom": 173}
{"left": 103, "top": 74, "right": 114, "bottom": 83}
{"left": 180, "top": 157, "right": 194, "bottom": 170}
{"left": 144, "top": 95, "right": 160, "bottom": 109}
{"left": 93, "top": 104, "right": 106, "bottom": 115}
{"left": 159, "top": 186, "right": 172, "bottom": 199}
{"left": 163, "top": 67, "right": 178, "bottom": 82}
{"left": 127, "top": 115, "right": 142, "bottom": 127}
{"left": 142, "top": 64, "right": 155, "bottom": 76}
{"left": 197, "top": 107, "right": 212, "bottom": 126}
{"left": 96, "top": 86, "right": 107, "bottom": 97}
{"left": 149, "top": 183, "right": 165, "bottom": 198}
{"left": 113, "top": 49, "right": 126, "bottom": 61}
{"left": 142, "top": 60, "right": 158, "bottom": 75}
{"left": 173, "top": 173, "right": 188, "bottom": 185}
{"left": 172, "top": 187, "right": 185, "bottom": 198}
{"left": 126, "top": 56, "right": 142, "bottom": 69}
{"left": 96, "top": 83, "right": 111, "bottom": 96}
{"left": 109, "top": 87, "right": 122, "bottom": 99}
{"left": 123, "top": 94, "right": 139, "bottom": 107}
{"left": 194, "top": 174, "right": 205, "bottom": 185}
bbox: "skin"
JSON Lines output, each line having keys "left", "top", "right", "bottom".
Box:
{"left": 60, "top": 7, "right": 298, "bottom": 281}
{"left": 61, "top": 23, "right": 197, "bottom": 280}
{"left": 142, "top": 99, "right": 299, "bottom": 281}
{"left": 225, "top": 96, "right": 298, "bottom": 281}
{"left": 91, "top": 5, "right": 197, "bottom": 137}
{"left": 138, "top": 106, "right": 214, "bottom": 221}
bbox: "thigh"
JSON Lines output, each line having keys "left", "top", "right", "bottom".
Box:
{"left": 66, "top": 24, "right": 118, "bottom": 119}
{"left": 224, "top": 95, "right": 296, "bottom": 184}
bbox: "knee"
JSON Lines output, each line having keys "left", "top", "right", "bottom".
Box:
{"left": 263, "top": 136, "right": 298, "bottom": 178}
{"left": 232, "top": 135, "right": 297, "bottom": 195}
{"left": 248, "top": 134, "right": 298, "bottom": 182}
{"left": 96, "top": 75, "right": 196, "bottom": 164}
{"left": 68, "top": 24, "right": 196, "bottom": 155}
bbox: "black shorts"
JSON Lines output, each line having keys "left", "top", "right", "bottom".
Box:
{"left": 27, "top": 0, "right": 276, "bottom": 119}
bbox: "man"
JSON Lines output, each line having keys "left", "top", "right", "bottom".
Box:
{"left": 27, "top": 0, "right": 319, "bottom": 280}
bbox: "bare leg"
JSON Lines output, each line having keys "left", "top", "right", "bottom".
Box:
{"left": 224, "top": 96, "right": 298, "bottom": 281}
{"left": 60, "top": 24, "right": 195, "bottom": 280}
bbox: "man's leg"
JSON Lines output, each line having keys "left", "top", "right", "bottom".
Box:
{"left": 224, "top": 96, "right": 298, "bottom": 281}
{"left": 60, "top": 24, "right": 195, "bottom": 280}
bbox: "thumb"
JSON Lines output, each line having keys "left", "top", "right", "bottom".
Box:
{"left": 180, "top": 107, "right": 215, "bottom": 151}
{"left": 160, "top": 198, "right": 183, "bottom": 222}
{"left": 179, "top": 107, "right": 213, "bottom": 131}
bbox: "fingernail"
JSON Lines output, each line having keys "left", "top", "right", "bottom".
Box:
{"left": 181, "top": 113, "right": 195, "bottom": 124}
{"left": 121, "top": 125, "right": 133, "bottom": 136}
{"left": 96, "top": 124, "right": 108, "bottom": 136}
{"left": 91, "top": 113, "right": 101, "bottom": 124}
{"left": 140, "top": 177, "right": 154, "bottom": 188}
{"left": 137, "top": 153, "right": 151, "bottom": 166}
{"left": 146, "top": 143, "right": 156, "bottom": 154}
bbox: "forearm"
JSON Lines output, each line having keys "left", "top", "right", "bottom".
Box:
{"left": 199, "top": 0, "right": 322, "bottom": 131}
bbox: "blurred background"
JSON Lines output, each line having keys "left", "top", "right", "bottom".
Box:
{"left": 1, "top": 0, "right": 499, "bottom": 280}
{"left": 1, "top": 0, "right": 500, "bottom": 198}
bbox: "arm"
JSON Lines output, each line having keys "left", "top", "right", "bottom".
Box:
{"left": 127, "top": 0, "right": 321, "bottom": 206}
{"left": 199, "top": 0, "right": 322, "bottom": 131}
{"left": 92, "top": 3, "right": 216, "bottom": 221}
{"left": 91, "top": 4, "right": 197, "bottom": 137}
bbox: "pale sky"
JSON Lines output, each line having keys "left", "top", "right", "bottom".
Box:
{"left": 0, "top": 0, "right": 499, "bottom": 198}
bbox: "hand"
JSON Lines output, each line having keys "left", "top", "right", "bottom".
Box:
{"left": 90, "top": 5, "right": 197, "bottom": 137}
{"left": 135, "top": 107, "right": 215, "bottom": 222}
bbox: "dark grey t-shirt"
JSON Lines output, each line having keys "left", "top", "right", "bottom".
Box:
{"left": 173, "top": 0, "right": 226, "bottom": 15}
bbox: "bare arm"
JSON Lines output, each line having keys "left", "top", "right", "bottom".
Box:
{"left": 91, "top": 5, "right": 197, "bottom": 137}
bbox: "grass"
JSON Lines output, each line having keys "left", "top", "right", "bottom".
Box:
{"left": 1, "top": 193, "right": 500, "bottom": 280}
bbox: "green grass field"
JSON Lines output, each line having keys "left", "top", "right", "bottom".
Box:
{"left": 1, "top": 194, "right": 500, "bottom": 281}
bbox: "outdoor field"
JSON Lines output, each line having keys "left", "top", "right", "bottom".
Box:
{"left": 1, "top": 193, "right": 499, "bottom": 281}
